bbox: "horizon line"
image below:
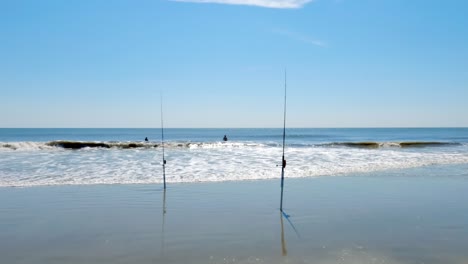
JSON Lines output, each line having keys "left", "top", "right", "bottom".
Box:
{"left": 1, "top": 127, "right": 467, "bottom": 129}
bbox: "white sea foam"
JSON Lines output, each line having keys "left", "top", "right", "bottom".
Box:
{"left": 1, "top": 142, "right": 468, "bottom": 187}
{"left": 0, "top": 142, "right": 56, "bottom": 151}
{"left": 0, "top": 141, "right": 269, "bottom": 151}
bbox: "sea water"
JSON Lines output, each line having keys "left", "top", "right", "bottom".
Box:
{"left": 1, "top": 171, "right": 468, "bottom": 264}
{"left": 1, "top": 128, "right": 467, "bottom": 187}
{"left": 1, "top": 128, "right": 468, "bottom": 263}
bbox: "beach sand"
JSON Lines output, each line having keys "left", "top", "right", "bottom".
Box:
{"left": 1, "top": 164, "right": 468, "bottom": 264}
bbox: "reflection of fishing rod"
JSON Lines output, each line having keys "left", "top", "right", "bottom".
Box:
{"left": 160, "top": 93, "right": 167, "bottom": 189}
{"left": 280, "top": 70, "right": 287, "bottom": 212}
{"left": 279, "top": 210, "right": 300, "bottom": 258}
{"left": 160, "top": 188, "right": 167, "bottom": 256}
{"left": 280, "top": 211, "right": 287, "bottom": 256}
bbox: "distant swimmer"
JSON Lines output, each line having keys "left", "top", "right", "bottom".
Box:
{"left": 223, "top": 135, "right": 228, "bottom": 141}
{"left": 145, "top": 137, "right": 148, "bottom": 142}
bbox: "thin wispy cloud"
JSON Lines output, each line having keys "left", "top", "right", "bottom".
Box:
{"left": 171, "top": 0, "right": 314, "bottom": 9}
{"left": 272, "top": 28, "right": 326, "bottom": 47}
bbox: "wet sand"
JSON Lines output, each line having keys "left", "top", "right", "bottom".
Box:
{"left": 1, "top": 165, "right": 468, "bottom": 264}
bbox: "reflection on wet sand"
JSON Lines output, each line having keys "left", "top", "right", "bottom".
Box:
{"left": 160, "top": 188, "right": 166, "bottom": 257}
{"left": 280, "top": 211, "right": 287, "bottom": 257}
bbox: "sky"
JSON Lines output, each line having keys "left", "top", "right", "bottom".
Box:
{"left": 1, "top": 0, "right": 467, "bottom": 128}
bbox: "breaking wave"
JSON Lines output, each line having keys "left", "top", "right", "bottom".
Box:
{"left": 1, "top": 139, "right": 468, "bottom": 187}
{"left": 0, "top": 140, "right": 462, "bottom": 151}
{"left": 0, "top": 141, "right": 267, "bottom": 151}
{"left": 322, "top": 141, "right": 460, "bottom": 148}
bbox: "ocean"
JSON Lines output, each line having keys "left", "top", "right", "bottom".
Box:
{"left": 2, "top": 128, "right": 468, "bottom": 264}
{"left": 1, "top": 128, "right": 468, "bottom": 187}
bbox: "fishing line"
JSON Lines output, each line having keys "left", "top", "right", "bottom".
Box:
{"left": 161, "top": 93, "right": 167, "bottom": 189}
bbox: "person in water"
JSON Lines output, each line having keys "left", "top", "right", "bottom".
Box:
{"left": 223, "top": 135, "right": 228, "bottom": 141}
{"left": 145, "top": 137, "right": 148, "bottom": 142}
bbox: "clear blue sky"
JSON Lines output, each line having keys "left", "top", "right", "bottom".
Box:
{"left": 1, "top": 0, "right": 467, "bottom": 128}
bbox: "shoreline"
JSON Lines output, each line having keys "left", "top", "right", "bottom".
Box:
{"left": 1, "top": 162, "right": 467, "bottom": 189}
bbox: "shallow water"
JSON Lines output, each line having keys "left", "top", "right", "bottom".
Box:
{"left": 1, "top": 164, "right": 468, "bottom": 264}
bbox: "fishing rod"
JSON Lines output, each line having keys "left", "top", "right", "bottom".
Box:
{"left": 280, "top": 70, "right": 287, "bottom": 212}
{"left": 277, "top": 71, "right": 301, "bottom": 239}
{"left": 161, "top": 93, "right": 167, "bottom": 189}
